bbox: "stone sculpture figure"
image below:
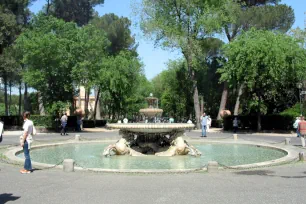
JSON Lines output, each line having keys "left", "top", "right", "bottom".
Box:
{"left": 103, "top": 138, "right": 145, "bottom": 157}
{"left": 155, "top": 137, "right": 201, "bottom": 157}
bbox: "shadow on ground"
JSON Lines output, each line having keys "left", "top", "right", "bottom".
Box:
{"left": 235, "top": 170, "right": 306, "bottom": 179}
{"left": 0, "top": 193, "right": 20, "bottom": 203}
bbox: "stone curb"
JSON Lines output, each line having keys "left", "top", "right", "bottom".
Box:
{"left": 4, "top": 139, "right": 301, "bottom": 173}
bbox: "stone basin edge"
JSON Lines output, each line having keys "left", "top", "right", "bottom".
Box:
{"left": 3, "top": 139, "right": 300, "bottom": 173}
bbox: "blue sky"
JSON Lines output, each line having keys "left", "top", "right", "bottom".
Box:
{"left": 29, "top": 0, "right": 305, "bottom": 80}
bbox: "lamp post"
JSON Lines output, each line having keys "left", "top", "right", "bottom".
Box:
{"left": 297, "top": 82, "right": 303, "bottom": 116}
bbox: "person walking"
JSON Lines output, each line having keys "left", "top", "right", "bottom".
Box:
{"left": 233, "top": 117, "right": 239, "bottom": 133}
{"left": 207, "top": 116, "right": 212, "bottom": 132}
{"left": 60, "top": 113, "right": 68, "bottom": 136}
{"left": 20, "top": 111, "right": 33, "bottom": 174}
{"left": 293, "top": 116, "right": 301, "bottom": 137}
{"left": 201, "top": 113, "right": 208, "bottom": 137}
{"left": 298, "top": 116, "right": 306, "bottom": 136}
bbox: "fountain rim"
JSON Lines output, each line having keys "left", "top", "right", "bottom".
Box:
{"left": 4, "top": 139, "right": 299, "bottom": 173}
{"left": 107, "top": 123, "right": 195, "bottom": 130}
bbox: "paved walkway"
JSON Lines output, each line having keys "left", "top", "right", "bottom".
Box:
{"left": 1, "top": 130, "right": 306, "bottom": 204}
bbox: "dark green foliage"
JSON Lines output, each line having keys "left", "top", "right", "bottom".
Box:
{"left": 151, "top": 60, "right": 194, "bottom": 120}
{"left": 30, "top": 115, "right": 54, "bottom": 128}
{"left": 280, "top": 103, "right": 306, "bottom": 118}
{"left": 16, "top": 15, "right": 79, "bottom": 110}
{"left": 49, "top": 0, "right": 104, "bottom": 26}
{"left": 197, "top": 57, "right": 224, "bottom": 117}
{"left": 91, "top": 13, "right": 137, "bottom": 55}
{"left": 0, "top": 116, "right": 22, "bottom": 127}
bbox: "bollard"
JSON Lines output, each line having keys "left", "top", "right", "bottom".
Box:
{"left": 299, "top": 152, "right": 305, "bottom": 161}
{"left": 207, "top": 161, "right": 219, "bottom": 173}
{"left": 63, "top": 159, "right": 75, "bottom": 172}
{"left": 285, "top": 138, "right": 291, "bottom": 145}
{"left": 75, "top": 134, "right": 81, "bottom": 141}
{"left": 233, "top": 134, "right": 238, "bottom": 140}
{"left": 301, "top": 137, "right": 305, "bottom": 148}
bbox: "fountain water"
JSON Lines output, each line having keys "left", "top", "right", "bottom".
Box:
{"left": 104, "top": 94, "right": 201, "bottom": 157}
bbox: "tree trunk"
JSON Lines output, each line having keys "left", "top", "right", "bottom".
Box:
{"left": 217, "top": 82, "right": 229, "bottom": 120}
{"left": 24, "top": 83, "right": 29, "bottom": 111}
{"left": 9, "top": 80, "right": 12, "bottom": 115}
{"left": 3, "top": 72, "right": 8, "bottom": 116}
{"left": 200, "top": 95, "right": 204, "bottom": 115}
{"left": 257, "top": 96, "right": 262, "bottom": 132}
{"left": 93, "top": 87, "right": 101, "bottom": 121}
{"left": 38, "top": 92, "right": 45, "bottom": 115}
{"left": 193, "top": 81, "right": 201, "bottom": 129}
{"left": 234, "top": 84, "right": 244, "bottom": 116}
{"left": 184, "top": 37, "right": 201, "bottom": 129}
{"left": 46, "top": 0, "right": 51, "bottom": 15}
{"left": 78, "top": 86, "right": 81, "bottom": 109}
{"left": 85, "top": 88, "right": 90, "bottom": 118}
{"left": 18, "top": 81, "right": 22, "bottom": 116}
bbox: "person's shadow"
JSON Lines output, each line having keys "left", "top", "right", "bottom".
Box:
{"left": 0, "top": 193, "right": 20, "bottom": 203}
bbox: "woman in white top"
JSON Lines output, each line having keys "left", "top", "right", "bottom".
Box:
{"left": 20, "top": 111, "right": 33, "bottom": 174}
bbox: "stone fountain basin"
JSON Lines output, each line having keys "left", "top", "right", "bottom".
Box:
{"left": 139, "top": 108, "right": 163, "bottom": 117}
{"left": 107, "top": 123, "right": 194, "bottom": 133}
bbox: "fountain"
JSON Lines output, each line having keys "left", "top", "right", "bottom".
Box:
{"left": 104, "top": 94, "right": 201, "bottom": 157}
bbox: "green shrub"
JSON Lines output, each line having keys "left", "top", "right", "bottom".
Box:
{"left": 280, "top": 103, "right": 306, "bottom": 118}
{"left": 31, "top": 115, "right": 55, "bottom": 128}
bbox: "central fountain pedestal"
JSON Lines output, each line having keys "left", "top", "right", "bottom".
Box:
{"left": 103, "top": 94, "right": 201, "bottom": 157}
{"left": 103, "top": 124, "right": 201, "bottom": 157}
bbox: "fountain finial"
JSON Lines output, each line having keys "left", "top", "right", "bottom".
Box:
{"left": 150, "top": 93, "right": 153, "bottom": 97}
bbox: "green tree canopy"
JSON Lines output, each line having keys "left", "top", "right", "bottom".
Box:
{"left": 15, "top": 14, "right": 78, "bottom": 109}
{"left": 48, "top": 0, "right": 105, "bottom": 26}
{"left": 218, "top": 29, "right": 306, "bottom": 130}
{"left": 91, "top": 13, "right": 137, "bottom": 56}
{"left": 99, "top": 51, "right": 143, "bottom": 118}
{"left": 139, "top": 0, "right": 227, "bottom": 128}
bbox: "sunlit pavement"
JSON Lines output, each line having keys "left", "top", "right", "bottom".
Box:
{"left": 1, "top": 130, "right": 306, "bottom": 204}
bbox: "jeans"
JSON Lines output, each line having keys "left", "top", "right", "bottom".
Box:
{"left": 61, "top": 122, "right": 67, "bottom": 135}
{"left": 233, "top": 126, "right": 238, "bottom": 133}
{"left": 23, "top": 141, "right": 32, "bottom": 171}
{"left": 297, "top": 129, "right": 301, "bottom": 137}
{"left": 202, "top": 125, "right": 207, "bottom": 136}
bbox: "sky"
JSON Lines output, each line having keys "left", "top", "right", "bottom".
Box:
{"left": 29, "top": 0, "right": 306, "bottom": 80}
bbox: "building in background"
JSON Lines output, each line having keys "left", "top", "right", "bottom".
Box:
{"left": 73, "top": 86, "right": 96, "bottom": 117}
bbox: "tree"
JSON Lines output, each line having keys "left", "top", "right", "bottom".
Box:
{"left": 90, "top": 13, "right": 140, "bottom": 119}
{"left": 125, "top": 74, "right": 153, "bottom": 121}
{"left": 218, "top": 29, "right": 306, "bottom": 130}
{"left": 0, "top": 1, "right": 37, "bottom": 115}
{"left": 48, "top": 0, "right": 105, "bottom": 26}
{"left": 139, "top": 0, "right": 226, "bottom": 128}
{"left": 99, "top": 51, "right": 143, "bottom": 119}
{"left": 217, "top": 0, "right": 295, "bottom": 119}
{"left": 71, "top": 24, "right": 109, "bottom": 118}
{"left": 90, "top": 13, "right": 138, "bottom": 56}
{"left": 0, "top": 6, "right": 18, "bottom": 115}
{"left": 15, "top": 15, "right": 78, "bottom": 112}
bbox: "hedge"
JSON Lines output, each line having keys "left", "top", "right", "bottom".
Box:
{"left": 31, "top": 115, "right": 55, "bottom": 128}
{"left": 0, "top": 116, "right": 22, "bottom": 126}
{"left": 223, "top": 114, "right": 295, "bottom": 131}
{"left": 0, "top": 115, "right": 108, "bottom": 129}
